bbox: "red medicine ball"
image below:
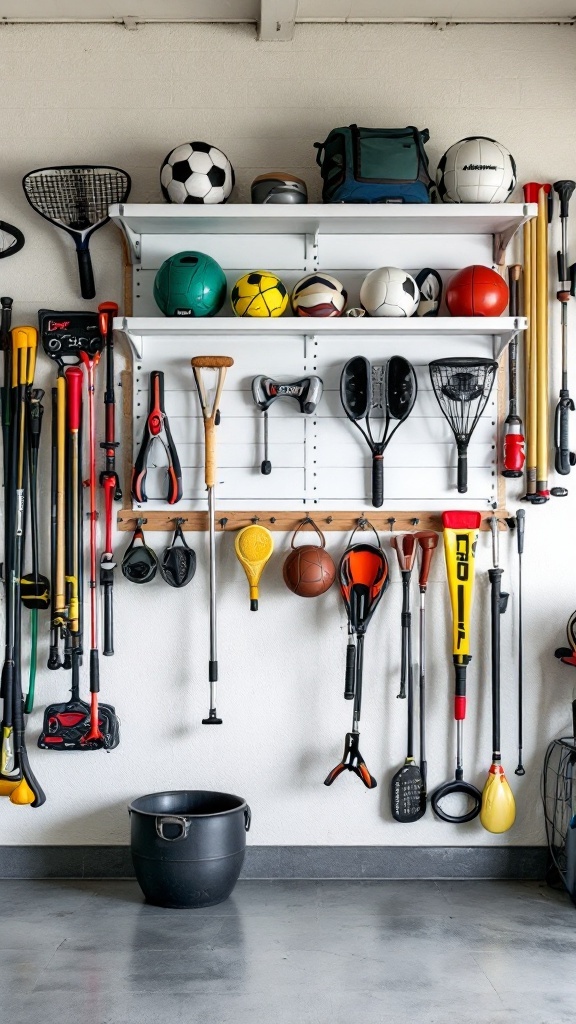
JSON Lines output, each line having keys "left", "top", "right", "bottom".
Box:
{"left": 446, "top": 265, "right": 509, "bottom": 317}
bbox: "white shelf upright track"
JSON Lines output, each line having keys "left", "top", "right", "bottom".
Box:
{"left": 110, "top": 203, "right": 534, "bottom": 524}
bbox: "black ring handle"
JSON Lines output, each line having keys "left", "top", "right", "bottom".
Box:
{"left": 430, "top": 779, "right": 482, "bottom": 823}
{"left": 244, "top": 804, "right": 252, "bottom": 832}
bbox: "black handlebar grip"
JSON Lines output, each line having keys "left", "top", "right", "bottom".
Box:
{"left": 554, "top": 180, "right": 576, "bottom": 219}
{"left": 261, "top": 460, "right": 271, "bottom": 475}
{"left": 102, "top": 583, "right": 114, "bottom": 657}
{"left": 371, "top": 454, "right": 384, "bottom": 508}
{"left": 90, "top": 650, "right": 100, "bottom": 693}
{"left": 344, "top": 642, "right": 356, "bottom": 699}
{"left": 457, "top": 448, "right": 468, "bottom": 494}
{"left": 77, "top": 247, "right": 96, "bottom": 300}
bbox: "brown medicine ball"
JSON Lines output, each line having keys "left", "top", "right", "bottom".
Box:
{"left": 283, "top": 544, "right": 336, "bottom": 597}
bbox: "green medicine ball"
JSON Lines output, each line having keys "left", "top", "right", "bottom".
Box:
{"left": 153, "top": 251, "right": 227, "bottom": 317}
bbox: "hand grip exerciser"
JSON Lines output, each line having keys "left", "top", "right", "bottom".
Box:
{"left": 251, "top": 375, "right": 323, "bottom": 474}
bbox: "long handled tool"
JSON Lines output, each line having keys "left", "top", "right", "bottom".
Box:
{"left": 523, "top": 182, "right": 552, "bottom": 503}
{"left": 415, "top": 531, "right": 438, "bottom": 795}
{"left": 47, "top": 386, "right": 61, "bottom": 670}
{"left": 0, "top": 296, "right": 12, "bottom": 489}
{"left": 340, "top": 356, "right": 417, "bottom": 507}
{"left": 553, "top": 180, "right": 576, "bottom": 481}
{"left": 79, "top": 346, "right": 105, "bottom": 746}
{"left": 234, "top": 524, "right": 274, "bottom": 610}
{"left": 480, "top": 518, "right": 515, "bottom": 833}
{"left": 21, "top": 387, "right": 50, "bottom": 712}
{"left": 391, "top": 534, "right": 417, "bottom": 700}
{"left": 325, "top": 532, "right": 389, "bottom": 788}
{"left": 192, "top": 355, "right": 234, "bottom": 724}
{"left": 523, "top": 183, "right": 537, "bottom": 499}
{"left": 503, "top": 265, "right": 525, "bottom": 479}
{"left": 429, "top": 358, "right": 498, "bottom": 494}
{"left": 98, "top": 301, "right": 120, "bottom": 655}
{"left": 431, "top": 510, "right": 482, "bottom": 823}
{"left": 390, "top": 535, "right": 425, "bottom": 821}
{"left": 514, "top": 509, "right": 526, "bottom": 775}
{"left": 1, "top": 327, "right": 45, "bottom": 805}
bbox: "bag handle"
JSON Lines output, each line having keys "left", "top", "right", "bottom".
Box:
{"left": 244, "top": 804, "right": 252, "bottom": 831}
{"left": 291, "top": 517, "right": 326, "bottom": 550}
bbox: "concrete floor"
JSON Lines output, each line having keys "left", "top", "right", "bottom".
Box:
{"left": 1, "top": 879, "right": 574, "bottom": 1024}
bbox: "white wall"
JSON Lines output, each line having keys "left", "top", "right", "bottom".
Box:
{"left": 1, "top": 21, "right": 575, "bottom": 846}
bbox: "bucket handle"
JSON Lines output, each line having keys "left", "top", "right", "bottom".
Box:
{"left": 244, "top": 804, "right": 252, "bottom": 832}
{"left": 155, "top": 815, "right": 191, "bottom": 842}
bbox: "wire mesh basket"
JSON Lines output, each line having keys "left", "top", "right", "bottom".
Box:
{"left": 542, "top": 734, "right": 576, "bottom": 903}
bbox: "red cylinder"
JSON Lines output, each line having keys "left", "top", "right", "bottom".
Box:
{"left": 446, "top": 265, "right": 509, "bottom": 317}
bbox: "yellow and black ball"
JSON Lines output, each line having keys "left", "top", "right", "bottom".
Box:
{"left": 231, "top": 270, "right": 288, "bottom": 317}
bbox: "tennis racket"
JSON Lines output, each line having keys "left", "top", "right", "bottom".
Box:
{"left": 23, "top": 165, "right": 131, "bottom": 299}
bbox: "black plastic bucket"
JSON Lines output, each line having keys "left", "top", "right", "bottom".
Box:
{"left": 128, "top": 790, "right": 251, "bottom": 909}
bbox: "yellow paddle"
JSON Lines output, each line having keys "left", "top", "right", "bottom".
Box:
{"left": 235, "top": 525, "right": 274, "bottom": 610}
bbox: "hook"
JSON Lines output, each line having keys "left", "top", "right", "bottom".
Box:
{"left": 270, "top": 517, "right": 276, "bottom": 524}
{"left": 326, "top": 516, "right": 333, "bottom": 524}
{"left": 388, "top": 517, "right": 396, "bottom": 532}
{"left": 411, "top": 517, "right": 419, "bottom": 527}
{"left": 357, "top": 517, "right": 367, "bottom": 530}
{"left": 219, "top": 517, "right": 228, "bottom": 530}
{"left": 136, "top": 517, "right": 147, "bottom": 527}
{"left": 175, "top": 517, "right": 186, "bottom": 526}
{"left": 251, "top": 515, "right": 260, "bottom": 524}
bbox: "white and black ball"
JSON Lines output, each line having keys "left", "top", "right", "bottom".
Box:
{"left": 360, "top": 267, "right": 419, "bottom": 317}
{"left": 291, "top": 273, "right": 347, "bottom": 317}
{"left": 160, "top": 142, "right": 235, "bottom": 204}
{"left": 436, "top": 137, "right": 516, "bottom": 204}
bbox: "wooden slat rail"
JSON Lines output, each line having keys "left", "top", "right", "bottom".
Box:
{"left": 116, "top": 509, "right": 511, "bottom": 533}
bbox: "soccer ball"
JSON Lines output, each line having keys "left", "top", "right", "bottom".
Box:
{"left": 291, "top": 273, "right": 347, "bottom": 317}
{"left": 231, "top": 271, "right": 288, "bottom": 317}
{"left": 436, "top": 137, "right": 516, "bottom": 204}
{"left": 153, "top": 251, "right": 227, "bottom": 317}
{"left": 360, "top": 267, "right": 419, "bottom": 317}
{"left": 160, "top": 142, "right": 235, "bottom": 204}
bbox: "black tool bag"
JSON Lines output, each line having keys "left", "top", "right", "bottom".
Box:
{"left": 38, "top": 700, "right": 120, "bottom": 751}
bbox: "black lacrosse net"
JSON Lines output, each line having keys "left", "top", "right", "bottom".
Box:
{"left": 429, "top": 358, "right": 497, "bottom": 442}
{"left": 23, "top": 167, "right": 130, "bottom": 230}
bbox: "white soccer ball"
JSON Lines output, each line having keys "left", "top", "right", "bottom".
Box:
{"left": 291, "top": 273, "right": 347, "bottom": 317}
{"left": 360, "top": 267, "right": 419, "bottom": 317}
{"left": 160, "top": 142, "right": 235, "bottom": 204}
{"left": 436, "top": 137, "right": 516, "bottom": 204}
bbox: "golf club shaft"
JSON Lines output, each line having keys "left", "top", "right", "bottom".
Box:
{"left": 208, "top": 483, "right": 218, "bottom": 714}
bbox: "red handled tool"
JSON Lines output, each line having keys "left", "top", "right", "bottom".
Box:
{"left": 132, "top": 370, "right": 182, "bottom": 505}
{"left": 79, "top": 348, "right": 104, "bottom": 746}
{"left": 503, "top": 265, "right": 525, "bottom": 478}
{"left": 98, "top": 302, "right": 120, "bottom": 656}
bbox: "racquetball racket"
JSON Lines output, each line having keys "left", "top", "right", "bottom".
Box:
{"left": 22, "top": 165, "right": 131, "bottom": 299}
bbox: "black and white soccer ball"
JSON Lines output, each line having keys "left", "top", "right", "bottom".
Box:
{"left": 360, "top": 267, "right": 419, "bottom": 317}
{"left": 160, "top": 142, "right": 235, "bottom": 204}
{"left": 436, "top": 137, "right": 516, "bottom": 204}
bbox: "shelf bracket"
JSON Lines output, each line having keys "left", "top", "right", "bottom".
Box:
{"left": 120, "top": 319, "right": 143, "bottom": 359}
{"left": 304, "top": 229, "right": 319, "bottom": 273}
{"left": 117, "top": 207, "right": 141, "bottom": 264}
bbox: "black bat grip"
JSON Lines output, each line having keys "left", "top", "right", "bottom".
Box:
{"left": 457, "top": 446, "right": 468, "bottom": 493}
{"left": 344, "top": 643, "right": 355, "bottom": 699}
{"left": 554, "top": 180, "right": 576, "bottom": 219}
{"left": 371, "top": 454, "right": 383, "bottom": 508}
{"left": 77, "top": 248, "right": 96, "bottom": 300}
{"left": 103, "top": 583, "right": 114, "bottom": 657}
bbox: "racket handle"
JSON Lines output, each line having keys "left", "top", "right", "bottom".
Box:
{"left": 77, "top": 248, "right": 95, "bottom": 300}
{"left": 65, "top": 367, "right": 83, "bottom": 431}
{"left": 372, "top": 454, "right": 383, "bottom": 507}
{"left": 344, "top": 641, "right": 355, "bottom": 699}
{"left": 457, "top": 445, "right": 468, "bottom": 494}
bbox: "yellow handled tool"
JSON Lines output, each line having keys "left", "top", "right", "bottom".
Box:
{"left": 431, "top": 510, "right": 482, "bottom": 824}
{"left": 480, "top": 518, "right": 516, "bottom": 834}
{"left": 235, "top": 525, "right": 274, "bottom": 610}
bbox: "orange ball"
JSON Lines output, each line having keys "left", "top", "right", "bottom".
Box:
{"left": 446, "top": 265, "right": 509, "bottom": 317}
{"left": 283, "top": 545, "right": 336, "bottom": 597}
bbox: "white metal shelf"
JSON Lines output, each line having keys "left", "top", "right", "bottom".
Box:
{"left": 116, "top": 315, "right": 526, "bottom": 359}
{"left": 110, "top": 202, "right": 536, "bottom": 265}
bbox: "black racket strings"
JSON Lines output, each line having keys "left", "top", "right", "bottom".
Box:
{"left": 23, "top": 168, "right": 130, "bottom": 228}
{"left": 430, "top": 360, "right": 497, "bottom": 440}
